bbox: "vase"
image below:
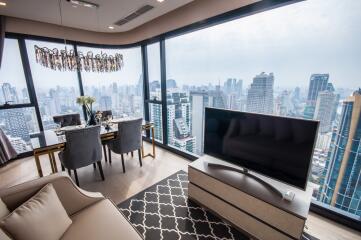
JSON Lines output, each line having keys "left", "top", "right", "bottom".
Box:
{"left": 87, "top": 112, "right": 97, "bottom": 126}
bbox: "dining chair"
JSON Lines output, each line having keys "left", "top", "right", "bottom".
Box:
{"left": 107, "top": 118, "right": 143, "bottom": 173}
{"left": 101, "top": 110, "right": 113, "bottom": 121}
{"left": 53, "top": 113, "right": 81, "bottom": 127}
{"left": 58, "top": 125, "right": 104, "bottom": 186}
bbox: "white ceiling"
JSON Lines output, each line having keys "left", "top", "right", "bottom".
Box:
{"left": 0, "top": 0, "right": 193, "bottom": 32}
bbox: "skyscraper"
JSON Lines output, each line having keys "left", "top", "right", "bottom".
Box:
{"left": 314, "top": 90, "right": 337, "bottom": 133}
{"left": 190, "top": 91, "right": 209, "bottom": 155}
{"left": 149, "top": 103, "right": 163, "bottom": 142}
{"left": 246, "top": 72, "right": 274, "bottom": 114}
{"left": 304, "top": 74, "right": 329, "bottom": 119}
{"left": 319, "top": 89, "right": 361, "bottom": 217}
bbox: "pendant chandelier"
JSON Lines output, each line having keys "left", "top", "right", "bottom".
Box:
{"left": 34, "top": 0, "right": 124, "bottom": 73}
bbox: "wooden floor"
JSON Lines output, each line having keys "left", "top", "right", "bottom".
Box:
{"left": 0, "top": 143, "right": 359, "bottom": 240}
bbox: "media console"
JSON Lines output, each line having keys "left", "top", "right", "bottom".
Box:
{"left": 188, "top": 155, "right": 313, "bottom": 240}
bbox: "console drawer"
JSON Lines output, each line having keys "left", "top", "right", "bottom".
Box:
{"left": 189, "top": 167, "right": 304, "bottom": 239}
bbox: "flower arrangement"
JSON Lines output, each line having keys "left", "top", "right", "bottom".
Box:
{"left": 76, "top": 96, "right": 96, "bottom": 125}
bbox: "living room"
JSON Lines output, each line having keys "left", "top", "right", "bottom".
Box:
{"left": 0, "top": 0, "right": 360, "bottom": 239}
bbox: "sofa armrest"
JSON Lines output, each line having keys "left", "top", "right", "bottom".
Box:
{"left": 0, "top": 173, "right": 104, "bottom": 216}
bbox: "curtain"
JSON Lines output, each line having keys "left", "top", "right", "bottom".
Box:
{"left": 0, "top": 15, "right": 5, "bottom": 68}
{"left": 0, "top": 128, "right": 17, "bottom": 166}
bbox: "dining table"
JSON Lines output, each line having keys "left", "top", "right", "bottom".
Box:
{"left": 30, "top": 120, "right": 156, "bottom": 177}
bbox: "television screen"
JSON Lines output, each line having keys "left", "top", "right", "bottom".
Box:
{"left": 204, "top": 107, "right": 319, "bottom": 190}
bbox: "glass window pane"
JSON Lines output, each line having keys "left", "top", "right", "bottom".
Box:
{"left": 0, "top": 39, "right": 30, "bottom": 105}
{"left": 147, "top": 43, "right": 161, "bottom": 101}
{"left": 165, "top": 0, "right": 361, "bottom": 219}
{"left": 78, "top": 46, "right": 143, "bottom": 119}
{"left": 25, "top": 40, "right": 83, "bottom": 130}
{"left": 0, "top": 107, "right": 39, "bottom": 153}
{"left": 149, "top": 103, "right": 163, "bottom": 143}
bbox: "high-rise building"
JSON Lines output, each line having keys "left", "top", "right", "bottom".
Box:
{"left": 304, "top": 74, "right": 329, "bottom": 119}
{"left": 314, "top": 90, "right": 337, "bottom": 133}
{"left": 2, "top": 109, "right": 31, "bottom": 142}
{"left": 190, "top": 91, "right": 209, "bottom": 155}
{"left": 173, "top": 118, "right": 196, "bottom": 153}
{"left": 319, "top": 89, "right": 361, "bottom": 217}
{"left": 149, "top": 103, "right": 163, "bottom": 142}
{"left": 246, "top": 72, "right": 274, "bottom": 114}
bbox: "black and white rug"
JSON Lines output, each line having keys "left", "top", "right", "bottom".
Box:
{"left": 118, "top": 171, "right": 318, "bottom": 240}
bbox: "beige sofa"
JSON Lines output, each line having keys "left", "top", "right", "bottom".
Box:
{"left": 0, "top": 173, "right": 142, "bottom": 240}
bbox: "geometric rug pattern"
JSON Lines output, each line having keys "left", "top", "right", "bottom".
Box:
{"left": 118, "top": 171, "right": 318, "bottom": 240}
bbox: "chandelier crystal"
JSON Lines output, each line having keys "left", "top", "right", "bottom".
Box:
{"left": 34, "top": 0, "right": 124, "bottom": 73}
{"left": 34, "top": 45, "right": 124, "bottom": 72}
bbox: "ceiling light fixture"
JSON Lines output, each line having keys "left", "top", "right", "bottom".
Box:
{"left": 108, "top": 26, "right": 114, "bottom": 30}
{"left": 67, "top": 0, "right": 98, "bottom": 9}
{"left": 157, "top": 0, "right": 165, "bottom": 3}
{"left": 34, "top": 0, "right": 124, "bottom": 73}
{"left": 0, "top": 2, "right": 7, "bottom": 6}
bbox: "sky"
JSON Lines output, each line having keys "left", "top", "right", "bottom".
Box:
{"left": 165, "top": 0, "right": 361, "bottom": 89}
{"left": 0, "top": 0, "right": 360, "bottom": 93}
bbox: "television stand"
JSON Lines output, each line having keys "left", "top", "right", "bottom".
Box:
{"left": 207, "top": 162, "right": 284, "bottom": 198}
{"left": 188, "top": 155, "right": 312, "bottom": 240}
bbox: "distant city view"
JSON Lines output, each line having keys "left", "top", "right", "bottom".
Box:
{"left": 0, "top": 0, "right": 359, "bottom": 221}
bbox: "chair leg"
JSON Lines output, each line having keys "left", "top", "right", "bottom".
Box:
{"left": 74, "top": 169, "right": 79, "bottom": 186}
{"left": 138, "top": 149, "right": 142, "bottom": 167}
{"left": 103, "top": 145, "right": 108, "bottom": 162}
{"left": 67, "top": 168, "right": 71, "bottom": 176}
{"left": 131, "top": 151, "right": 134, "bottom": 157}
{"left": 97, "top": 161, "right": 105, "bottom": 181}
{"left": 108, "top": 148, "right": 112, "bottom": 164}
{"left": 121, "top": 154, "right": 125, "bottom": 173}
{"left": 93, "top": 163, "right": 96, "bottom": 169}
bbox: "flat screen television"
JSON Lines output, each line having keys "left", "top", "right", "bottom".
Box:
{"left": 204, "top": 107, "right": 319, "bottom": 190}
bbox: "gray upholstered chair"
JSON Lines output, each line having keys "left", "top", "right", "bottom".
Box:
{"left": 107, "top": 118, "right": 143, "bottom": 173}
{"left": 58, "top": 126, "right": 104, "bottom": 186}
{"left": 53, "top": 113, "right": 81, "bottom": 127}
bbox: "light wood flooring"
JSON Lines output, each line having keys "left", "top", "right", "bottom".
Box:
{"left": 0, "top": 143, "right": 359, "bottom": 240}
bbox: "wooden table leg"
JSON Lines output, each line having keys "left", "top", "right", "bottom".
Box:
{"left": 151, "top": 127, "right": 156, "bottom": 158}
{"left": 34, "top": 153, "right": 43, "bottom": 177}
{"left": 51, "top": 152, "right": 58, "bottom": 173}
{"left": 48, "top": 153, "right": 55, "bottom": 173}
{"left": 141, "top": 139, "right": 145, "bottom": 158}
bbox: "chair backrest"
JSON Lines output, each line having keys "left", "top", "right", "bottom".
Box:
{"left": 111, "top": 118, "right": 143, "bottom": 154}
{"left": 53, "top": 113, "right": 81, "bottom": 127}
{"left": 62, "top": 126, "right": 102, "bottom": 169}
{"left": 101, "top": 110, "right": 112, "bottom": 121}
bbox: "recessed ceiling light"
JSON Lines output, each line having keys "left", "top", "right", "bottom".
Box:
{"left": 157, "top": 0, "right": 165, "bottom": 3}
{"left": 67, "top": 0, "right": 98, "bottom": 8}
{"left": 0, "top": 2, "right": 7, "bottom": 6}
{"left": 108, "top": 26, "right": 114, "bottom": 30}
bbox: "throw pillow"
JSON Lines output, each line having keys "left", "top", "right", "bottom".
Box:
{"left": 0, "top": 184, "right": 72, "bottom": 240}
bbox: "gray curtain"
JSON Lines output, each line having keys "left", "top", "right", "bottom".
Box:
{"left": 0, "top": 15, "right": 5, "bottom": 68}
{"left": 0, "top": 128, "right": 17, "bottom": 166}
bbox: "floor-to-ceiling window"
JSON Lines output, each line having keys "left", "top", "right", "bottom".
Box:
{"left": 165, "top": 0, "right": 361, "bottom": 220}
{"left": 26, "top": 40, "right": 83, "bottom": 130}
{"left": 146, "top": 42, "right": 163, "bottom": 142}
{"left": 78, "top": 46, "right": 143, "bottom": 119}
{"left": 0, "top": 38, "right": 40, "bottom": 153}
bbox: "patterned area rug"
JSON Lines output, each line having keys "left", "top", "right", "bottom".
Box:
{"left": 118, "top": 171, "right": 318, "bottom": 240}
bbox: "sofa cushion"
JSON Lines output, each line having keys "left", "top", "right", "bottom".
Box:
{"left": 0, "top": 198, "right": 9, "bottom": 219}
{"left": 0, "top": 184, "right": 72, "bottom": 240}
{"left": 61, "top": 199, "right": 142, "bottom": 240}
